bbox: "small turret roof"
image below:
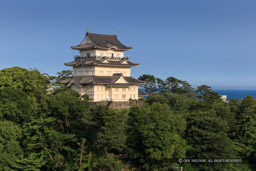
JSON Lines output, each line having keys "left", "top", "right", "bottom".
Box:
{"left": 71, "top": 32, "right": 132, "bottom": 51}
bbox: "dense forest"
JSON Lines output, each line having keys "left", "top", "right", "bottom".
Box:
{"left": 0, "top": 67, "right": 255, "bottom": 171}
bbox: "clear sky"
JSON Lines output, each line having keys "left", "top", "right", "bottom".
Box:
{"left": 0, "top": 0, "right": 256, "bottom": 89}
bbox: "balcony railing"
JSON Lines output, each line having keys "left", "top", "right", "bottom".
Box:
{"left": 74, "top": 55, "right": 130, "bottom": 61}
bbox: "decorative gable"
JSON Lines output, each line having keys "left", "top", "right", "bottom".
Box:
{"left": 81, "top": 36, "right": 93, "bottom": 45}
{"left": 121, "top": 60, "right": 129, "bottom": 64}
{"left": 114, "top": 76, "right": 128, "bottom": 84}
{"left": 101, "top": 59, "right": 109, "bottom": 63}
{"left": 67, "top": 79, "right": 81, "bottom": 87}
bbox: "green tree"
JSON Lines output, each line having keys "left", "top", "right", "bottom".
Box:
{"left": 211, "top": 102, "right": 236, "bottom": 138}
{"left": 127, "top": 103, "right": 186, "bottom": 170}
{"left": 47, "top": 89, "right": 90, "bottom": 165}
{"left": 89, "top": 105, "right": 127, "bottom": 153}
{"left": 19, "top": 89, "right": 91, "bottom": 170}
{"left": 0, "top": 67, "right": 50, "bottom": 98}
{"left": 47, "top": 89, "right": 89, "bottom": 134}
{"left": 138, "top": 74, "right": 158, "bottom": 93}
{"left": 145, "top": 93, "right": 169, "bottom": 105}
{"left": 79, "top": 106, "right": 128, "bottom": 170}
{"left": 57, "top": 70, "right": 73, "bottom": 80}
{"left": 0, "top": 121, "right": 23, "bottom": 170}
{"left": 164, "top": 77, "right": 193, "bottom": 94}
{"left": 234, "top": 96, "right": 256, "bottom": 163}
{"left": 21, "top": 116, "right": 81, "bottom": 170}
{"left": 196, "top": 85, "right": 222, "bottom": 105}
{"left": 185, "top": 111, "right": 235, "bottom": 170}
{"left": 0, "top": 88, "right": 34, "bottom": 123}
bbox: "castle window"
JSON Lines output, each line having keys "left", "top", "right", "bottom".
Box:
{"left": 115, "top": 88, "right": 118, "bottom": 92}
{"left": 122, "top": 95, "right": 126, "bottom": 99}
{"left": 122, "top": 88, "right": 126, "bottom": 92}
{"left": 130, "top": 94, "right": 132, "bottom": 99}
{"left": 115, "top": 94, "right": 118, "bottom": 99}
{"left": 112, "top": 53, "right": 114, "bottom": 57}
{"left": 87, "top": 53, "right": 90, "bottom": 57}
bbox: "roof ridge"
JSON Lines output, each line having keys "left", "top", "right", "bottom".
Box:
{"left": 87, "top": 32, "right": 117, "bottom": 37}
{"left": 72, "top": 32, "right": 132, "bottom": 51}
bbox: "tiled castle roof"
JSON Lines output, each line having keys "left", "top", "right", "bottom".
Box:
{"left": 61, "top": 74, "right": 145, "bottom": 86}
{"left": 64, "top": 58, "right": 138, "bottom": 67}
{"left": 71, "top": 32, "right": 132, "bottom": 51}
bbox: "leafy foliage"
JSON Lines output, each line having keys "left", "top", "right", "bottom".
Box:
{"left": 159, "top": 76, "right": 193, "bottom": 94}
{"left": 0, "top": 67, "right": 50, "bottom": 97}
{"left": 138, "top": 74, "right": 158, "bottom": 93}
{"left": 233, "top": 96, "right": 256, "bottom": 163}
{"left": 0, "top": 67, "right": 255, "bottom": 170}
{"left": 57, "top": 70, "right": 73, "bottom": 80}
{"left": 127, "top": 103, "right": 186, "bottom": 170}
{"left": 0, "top": 121, "right": 23, "bottom": 170}
{"left": 0, "top": 88, "right": 34, "bottom": 123}
{"left": 89, "top": 105, "right": 127, "bottom": 153}
{"left": 185, "top": 111, "right": 235, "bottom": 170}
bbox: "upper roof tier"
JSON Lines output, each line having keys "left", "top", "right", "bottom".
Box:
{"left": 65, "top": 57, "right": 138, "bottom": 67}
{"left": 71, "top": 32, "right": 132, "bottom": 51}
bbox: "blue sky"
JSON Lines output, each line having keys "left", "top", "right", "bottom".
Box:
{"left": 0, "top": 0, "right": 256, "bottom": 89}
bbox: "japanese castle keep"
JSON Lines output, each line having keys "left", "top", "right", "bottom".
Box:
{"left": 61, "top": 32, "right": 145, "bottom": 103}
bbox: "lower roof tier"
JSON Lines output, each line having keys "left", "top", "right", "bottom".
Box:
{"left": 61, "top": 74, "right": 145, "bottom": 86}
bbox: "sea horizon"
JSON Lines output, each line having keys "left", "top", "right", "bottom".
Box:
{"left": 213, "top": 89, "right": 256, "bottom": 100}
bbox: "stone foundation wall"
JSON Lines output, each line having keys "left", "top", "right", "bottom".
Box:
{"left": 91, "top": 100, "right": 144, "bottom": 109}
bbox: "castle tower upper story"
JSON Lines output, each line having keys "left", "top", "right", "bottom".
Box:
{"left": 72, "top": 32, "right": 132, "bottom": 58}
{"left": 61, "top": 32, "right": 145, "bottom": 102}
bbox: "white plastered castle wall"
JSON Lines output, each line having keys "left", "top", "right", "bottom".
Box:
{"left": 73, "top": 66, "right": 131, "bottom": 77}
{"left": 80, "top": 49, "right": 124, "bottom": 58}
{"left": 94, "top": 66, "right": 130, "bottom": 76}
{"left": 73, "top": 66, "right": 95, "bottom": 76}
{"left": 92, "top": 85, "right": 138, "bottom": 102}
{"left": 72, "top": 84, "right": 139, "bottom": 102}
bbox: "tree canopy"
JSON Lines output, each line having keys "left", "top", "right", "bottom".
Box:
{"left": 0, "top": 67, "right": 254, "bottom": 170}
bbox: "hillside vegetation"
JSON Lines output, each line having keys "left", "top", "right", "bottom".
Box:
{"left": 0, "top": 67, "right": 255, "bottom": 170}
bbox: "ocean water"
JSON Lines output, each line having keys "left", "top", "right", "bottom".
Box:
{"left": 214, "top": 90, "right": 256, "bottom": 100}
